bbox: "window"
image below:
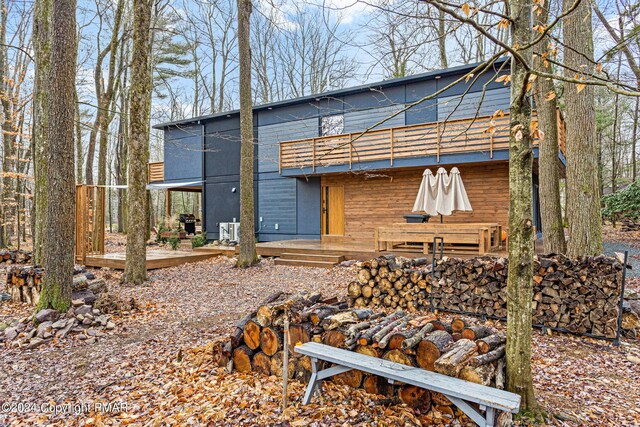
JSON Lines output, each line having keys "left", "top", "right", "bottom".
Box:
{"left": 321, "top": 114, "right": 344, "bottom": 136}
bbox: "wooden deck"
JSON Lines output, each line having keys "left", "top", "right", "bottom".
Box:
{"left": 256, "top": 239, "right": 506, "bottom": 261}
{"left": 85, "top": 250, "right": 224, "bottom": 270}
{"left": 279, "top": 111, "right": 566, "bottom": 172}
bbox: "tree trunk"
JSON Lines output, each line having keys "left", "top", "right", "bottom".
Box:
{"left": 123, "top": 0, "right": 152, "bottom": 285}
{"left": 633, "top": 97, "right": 638, "bottom": 181}
{"left": 531, "top": 2, "right": 566, "bottom": 254}
{"left": 563, "top": 0, "right": 603, "bottom": 257}
{"left": 438, "top": 8, "right": 448, "bottom": 68}
{"left": 236, "top": 0, "right": 257, "bottom": 267}
{"left": 39, "top": 0, "right": 76, "bottom": 312}
{"left": 33, "top": 0, "right": 52, "bottom": 263}
{"left": 506, "top": 0, "right": 538, "bottom": 411}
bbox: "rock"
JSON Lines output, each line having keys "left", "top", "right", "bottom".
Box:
{"left": 52, "top": 319, "right": 67, "bottom": 329}
{"left": 82, "top": 318, "right": 93, "bottom": 326}
{"left": 76, "top": 314, "right": 85, "bottom": 322}
{"left": 27, "top": 328, "right": 37, "bottom": 340}
{"left": 72, "top": 299, "right": 84, "bottom": 307}
{"left": 35, "top": 309, "right": 60, "bottom": 323}
{"left": 36, "top": 321, "right": 52, "bottom": 338}
{"left": 4, "top": 327, "right": 18, "bottom": 341}
{"left": 106, "top": 321, "right": 115, "bottom": 330}
{"left": 77, "top": 333, "right": 87, "bottom": 340}
{"left": 86, "top": 337, "right": 97, "bottom": 345}
{"left": 56, "top": 320, "right": 75, "bottom": 339}
{"left": 85, "top": 272, "right": 96, "bottom": 280}
{"left": 96, "top": 315, "right": 108, "bottom": 327}
{"left": 86, "top": 328, "right": 96, "bottom": 337}
{"left": 88, "top": 279, "right": 107, "bottom": 294}
{"left": 27, "top": 337, "right": 45, "bottom": 349}
{"left": 0, "top": 292, "right": 11, "bottom": 301}
{"left": 72, "top": 275, "right": 88, "bottom": 291}
{"left": 75, "top": 305, "right": 93, "bottom": 316}
{"left": 340, "top": 259, "right": 357, "bottom": 267}
{"left": 627, "top": 355, "right": 640, "bottom": 364}
{"left": 0, "top": 322, "right": 8, "bottom": 332}
{"left": 71, "top": 290, "right": 97, "bottom": 305}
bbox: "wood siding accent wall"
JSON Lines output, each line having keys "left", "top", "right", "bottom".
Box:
{"left": 320, "top": 162, "right": 509, "bottom": 243}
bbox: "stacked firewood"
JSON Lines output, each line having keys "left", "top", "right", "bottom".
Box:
{"left": 5, "top": 265, "right": 44, "bottom": 305}
{"left": 220, "top": 291, "right": 507, "bottom": 413}
{"left": 5, "top": 265, "right": 105, "bottom": 307}
{"left": 621, "top": 219, "right": 640, "bottom": 232}
{"left": 350, "top": 254, "right": 623, "bottom": 339}
{"left": 0, "top": 249, "right": 32, "bottom": 264}
{"left": 347, "top": 255, "right": 432, "bottom": 311}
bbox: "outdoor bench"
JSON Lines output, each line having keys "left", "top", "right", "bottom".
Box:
{"left": 295, "top": 342, "right": 520, "bottom": 427}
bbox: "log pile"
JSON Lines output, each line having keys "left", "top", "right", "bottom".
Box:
{"left": 621, "top": 219, "right": 640, "bottom": 232}
{"left": 220, "top": 291, "right": 508, "bottom": 415}
{"left": 0, "top": 249, "right": 32, "bottom": 264}
{"left": 350, "top": 254, "right": 623, "bottom": 339}
{"left": 5, "top": 266, "right": 44, "bottom": 305}
{"left": 5, "top": 265, "right": 105, "bottom": 306}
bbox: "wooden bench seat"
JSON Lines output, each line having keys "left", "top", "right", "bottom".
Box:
{"left": 295, "top": 342, "right": 520, "bottom": 427}
{"left": 375, "top": 223, "right": 502, "bottom": 255}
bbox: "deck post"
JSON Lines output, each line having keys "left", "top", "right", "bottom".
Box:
{"left": 490, "top": 134, "right": 494, "bottom": 159}
{"left": 390, "top": 128, "right": 394, "bottom": 166}
{"left": 312, "top": 138, "right": 316, "bottom": 173}
{"left": 436, "top": 122, "right": 441, "bottom": 162}
{"left": 279, "top": 143, "right": 282, "bottom": 174}
{"left": 165, "top": 189, "right": 172, "bottom": 226}
{"left": 349, "top": 133, "right": 353, "bottom": 169}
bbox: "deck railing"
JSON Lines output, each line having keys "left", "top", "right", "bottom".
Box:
{"left": 279, "top": 111, "right": 566, "bottom": 172}
{"left": 148, "top": 162, "right": 164, "bottom": 183}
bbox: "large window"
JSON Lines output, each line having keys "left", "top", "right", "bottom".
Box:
{"left": 320, "top": 114, "right": 344, "bottom": 136}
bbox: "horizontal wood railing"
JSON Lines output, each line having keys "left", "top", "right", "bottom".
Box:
{"left": 148, "top": 162, "right": 164, "bottom": 183}
{"left": 280, "top": 112, "right": 567, "bottom": 172}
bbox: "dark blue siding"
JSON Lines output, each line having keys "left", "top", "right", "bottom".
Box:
{"left": 163, "top": 125, "right": 202, "bottom": 182}
{"left": 296, "top": 177, "right": 321, "bottom": 236}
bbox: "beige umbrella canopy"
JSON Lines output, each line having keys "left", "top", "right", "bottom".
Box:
{"left": 412, "top": 167, "right": 472, "bottom": 218}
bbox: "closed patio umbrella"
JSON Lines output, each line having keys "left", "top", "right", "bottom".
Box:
{"left": 412, "top": 169, "right": 438, "bottom": 216}
{"left": 438, "top": 167, "right": 472, "bottom": 215}
{"left": 412, "top": 167, "right": 472, "bottom": 221}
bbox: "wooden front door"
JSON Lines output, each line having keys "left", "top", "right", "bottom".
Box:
{"left": 322, "top": 186, "right": 344, "bottom": 236}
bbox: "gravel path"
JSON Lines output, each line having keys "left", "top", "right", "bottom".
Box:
{"left": 604, "top": 241, "right": 640, "bottom": 278}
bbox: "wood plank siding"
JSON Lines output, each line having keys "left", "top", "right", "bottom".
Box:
{"left": 320, "top": 162, "right": 509, "bottom": 243}
{"left": 148, "top": 162, "right": 164, "bottom": 183}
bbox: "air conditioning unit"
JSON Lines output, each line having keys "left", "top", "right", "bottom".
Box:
{"left": 219, "top": 222, "right": 240, "bottom": 241}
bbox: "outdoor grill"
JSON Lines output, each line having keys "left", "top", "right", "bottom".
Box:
{"left": 179, "top": 213, "right": 196, "bottom": 234}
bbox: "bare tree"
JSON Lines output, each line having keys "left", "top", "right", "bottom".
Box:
{"left": 39, "top": 0, "right": 77, "bottom": 311}
{"left": 564, "top": 0, "right": 603, "bottom": 256}
{"left": 236, "top": 0, "right": 257, "bottom": 267}
{"left": 124, "top": 0, "right": 152, "bottom": 285}
{"left": 532, "top": 0, "right": 565, "bottom": 254}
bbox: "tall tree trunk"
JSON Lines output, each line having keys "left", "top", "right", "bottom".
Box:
{"left": 633, "top": 97, "right": 638, "bottom": 181}
{"left": 506, "top": 0, "right": 538, "bottom": 413}
{"left": 39, "top": 0, "right": 76, "bottom": 312}
{"left": 33, "top": 0, "right": 52, "bottom": 262}
{"left": 236, "top": 0, "right": 258, "bottom": 267}
{"left": 0, "top": 1, "right": 14, "bottom": 248}
{"left": 564, "top": 0, "right": 602, "bottom": 257}
{"left": 123, "top": 0, "right": 152, "bottom": 285}
{"left": 531, "top": 2, "right": 565, "bottom": 254}
{"left": 438, "top": 8, "right": 448, "bottom": 68}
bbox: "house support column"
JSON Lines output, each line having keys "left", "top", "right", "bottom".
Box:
{"left": 165, "top": 189, "right": 172, "bottom": 226}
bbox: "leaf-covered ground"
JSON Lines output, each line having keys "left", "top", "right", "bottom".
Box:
{"left": 1, "top": 254, "right": 639, "bottom": 426}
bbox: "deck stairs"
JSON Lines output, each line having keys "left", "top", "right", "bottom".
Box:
{"left": 274, "top": 252, "right": 344, "bottom": 268}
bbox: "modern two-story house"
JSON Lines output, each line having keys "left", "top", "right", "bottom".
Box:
{"left": 151, "top": 59, "right": 565, "bottom": 260}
